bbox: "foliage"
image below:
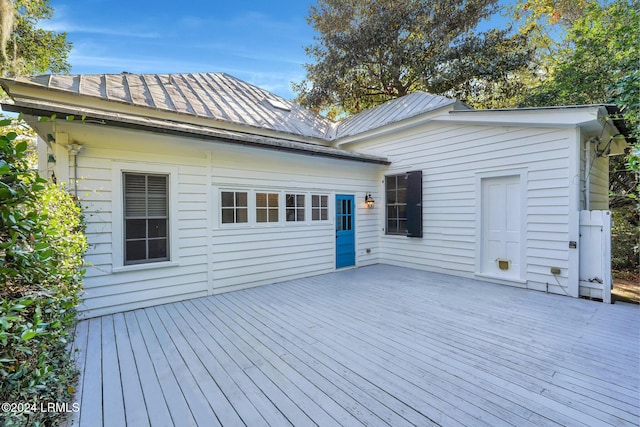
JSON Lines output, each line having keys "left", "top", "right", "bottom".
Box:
{"left": 0, "top": 0, "right": 71, "bottom": 76}
{"left": 0, "top": 118, "right": 86, "bottom": 426}
{"left": 611, "top": 205, "right": 639, "bottom": 270}
{"left": 514, "top": 1, "right": 639, "bottom": 192}
{"left": 294, "top": 0, "right": 531, "bottom": 114}
{"left": 513, "top": 0, "right": 639, "bottom": 272}
{"left": 517, "top": 0, "right": 639, "bottom": 108}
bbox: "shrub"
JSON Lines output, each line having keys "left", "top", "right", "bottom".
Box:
{"left": 0, "top": 119, "right": 86, "bottom": 426}
{"left": 612, "top": 205, "right": 640, "bottom": 272}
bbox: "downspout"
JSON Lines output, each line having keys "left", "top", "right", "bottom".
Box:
{"left": 583, "top": 136, "right": 600, "bottom": 211}
{"left": 66, "top": 144, "right": 83, "bottom": 198}
{"left": 584, "top": 138, "right": 590, "bottom": 211}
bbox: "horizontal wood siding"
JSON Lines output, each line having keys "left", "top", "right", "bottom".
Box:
{"left": 63, "top": 125, "right": 211, "bottom": 317}
{"left": 579, "top": 135, "right": 610, "bottom": 211}
{"left": 352, "top": 123, "right": 575, "bottom": 293}
{"left": 56, "top": 123, "right": 380, "bottom": 316}
{"left": 210, "top": 145, "right": 381, "bottom": 294}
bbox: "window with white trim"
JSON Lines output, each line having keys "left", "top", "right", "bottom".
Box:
{"left": 311, "top": 194, "right": 328, "bottom": 221}
{"left": 386, "top": 174, "right": 407, "bottom": 235}
{"left": 286, "top": 193, "right": 305, "bottom": 222}
{"left": 385, "top": 171, "right": 423, "bottom": 237}
{"left": 256, "top": 192, "right": 279, "bottom": 223}
{"left": 123, "top": 173, "right": 169, "bottom": 264}
{"left": 221, "top": 191, "right": 248, "bottom": 224}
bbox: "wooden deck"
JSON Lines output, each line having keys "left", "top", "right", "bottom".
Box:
{"left": 67, "top": 265, "right": 640, "bottom": 426}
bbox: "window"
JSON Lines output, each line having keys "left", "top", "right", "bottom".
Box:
{"left": 124, "top": 173, "right": 169, "bottom": 264}
{"left": 221, "top": 191, "right": 248, "bottom": 224}
{"left": 385, "top": 171, "right": 423, "bottom": 237}
{"left": 386, "top": 174, "right": 407, "bottom": 235}
{"left": 286, "top": 194, "right": 305, "bottom": 222}
{"left": 311, "top": 195, "right": 328, "bottom": 221}
{"left": 256, "top": 192, "right": 279, "bottom": 223}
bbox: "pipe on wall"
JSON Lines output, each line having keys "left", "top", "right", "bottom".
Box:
{"left": 66, "top": 144, "right": 83, "bottom": 198}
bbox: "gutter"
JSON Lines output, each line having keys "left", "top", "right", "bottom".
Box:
{"left": 1, "top": 100, "right": 390, "bottom": 166}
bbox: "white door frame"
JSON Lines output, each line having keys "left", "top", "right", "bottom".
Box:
{"left": 474, "top": 168, "right": 528, "bottom": 284}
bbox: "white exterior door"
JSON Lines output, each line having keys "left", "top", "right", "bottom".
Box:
{"left": 481, "top": 175, "right": 522, "bottom": 279}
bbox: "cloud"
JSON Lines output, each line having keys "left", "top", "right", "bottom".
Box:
{"left": 67, "top": 53, "right": 300, "bottom": 99}
{"left": 41, "top": 20, "right": 160, "bottom": 39}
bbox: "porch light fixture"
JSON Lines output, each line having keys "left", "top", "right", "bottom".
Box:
{"left": 365, "top": 193, "right": 375, "bottom": 209}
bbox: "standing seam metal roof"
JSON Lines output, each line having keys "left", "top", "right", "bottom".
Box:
{"left": 2, "top": 72, "right": 462, "bottom": 142}
{"left": 335, "top": 92, "right": 460, "bottom": 139}
{"left": 17, "top": 72, "right": 335, "bottom": 140}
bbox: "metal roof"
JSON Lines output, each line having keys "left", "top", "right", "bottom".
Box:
{"left": 1, "top": 72, "right": 474, "bottom": 151}
{"left": 5, "top": 72, "right": 336, "bottom": 140}
{"left": 2, "top": 96, "right": 390, "bottom": 165}
{"left": 335, "top": 92, "right": 464, "bottom": 138}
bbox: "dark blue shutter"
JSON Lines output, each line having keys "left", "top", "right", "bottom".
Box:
{"left": 405, "top": 170, "right": 423, "bottom": 238}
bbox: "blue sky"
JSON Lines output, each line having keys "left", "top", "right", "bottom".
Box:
{"left": 45, "top": 0, "right": 317, "bottom": 99}
{"left": 45, "top": 0, "right": 512, "bottom": 100}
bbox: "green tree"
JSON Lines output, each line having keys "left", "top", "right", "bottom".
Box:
{"left": 0, "top": 0, "right": 71, "bottom": 76}
{"left": 515, "top": 0, "right": 638, "bottom": 185}
{"left": 295, "top": 0, "right": 531, "bottom": 115}
{"left": 515, "top": 0, "right": 639, "bottom": 272}
{"left": 517, "top": 1, "right": 638, "bottom": 108}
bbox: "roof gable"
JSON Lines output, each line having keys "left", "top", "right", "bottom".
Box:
{"left": 335, "top": 92, "right": 464, "bottom": 138}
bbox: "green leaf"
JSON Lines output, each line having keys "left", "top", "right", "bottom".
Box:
{"left": 21, "top": 331, "right": 38, "bottom": 341}
{"left": 15, "top": 141, "right": 28, "bottom": 153}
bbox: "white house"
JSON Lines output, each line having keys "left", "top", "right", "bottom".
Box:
{"left": 0, "top": 72, "right": 630, "bottom": 317}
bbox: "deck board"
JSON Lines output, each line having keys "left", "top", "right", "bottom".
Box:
{"left": 67, "top": 265, "right": 640, "bottom": 426}
{"left": 79, "top": 318, "right": 103, "bottom": 427}
{"left": 230, "top": 285, "right": 542, "bottom": 427}
{"left": 112, "top": 313, "right": 150, "bottom": 427}
{"left": 100, "top": 316, "right": 126, "bottom": 427}
{"left": 122, "top": 311, "right": 173, "bottom": 427}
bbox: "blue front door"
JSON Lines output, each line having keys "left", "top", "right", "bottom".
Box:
{"left": 336, "top": 194, "right": 355, "bottom": 268}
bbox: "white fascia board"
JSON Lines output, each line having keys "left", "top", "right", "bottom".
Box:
{"left": 437, "top": 106, "right": 608, "bottom": 132}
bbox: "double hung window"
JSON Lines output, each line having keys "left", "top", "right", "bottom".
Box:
{"left": 385, "top": 171, "right": 423, "bottom": 237}
{"left": 123, "top": 173, "right": 169, "bottom": 264}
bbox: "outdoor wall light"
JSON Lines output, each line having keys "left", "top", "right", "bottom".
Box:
{"left": 365, "top": 193, "right": 375, "bottom": 209}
